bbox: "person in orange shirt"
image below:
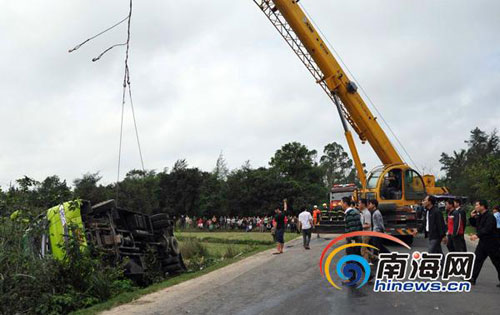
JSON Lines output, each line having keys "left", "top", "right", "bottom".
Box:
{"left": 313, "top": 205, "right": 322, "bottom": 238}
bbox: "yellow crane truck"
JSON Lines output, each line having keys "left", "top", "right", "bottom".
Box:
{"left": 253, "top": 0, "right": 450, "bottom": 243}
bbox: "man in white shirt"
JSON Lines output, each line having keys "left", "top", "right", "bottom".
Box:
{"left": 298, "top": 207, "right": 314, "bottom": 249}
{"left": 359, "top": 199, "right": 376, "bottom": 263}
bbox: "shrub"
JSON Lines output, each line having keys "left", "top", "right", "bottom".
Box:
{"left": 0, "top": 219, "right": 135, "bottom": 314}
{"left": 180, "top": 238, "right": 208, "bottom": 260}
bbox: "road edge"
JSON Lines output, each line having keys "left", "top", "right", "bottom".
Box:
{"left": 72, "top": 236, "right": 301, "bottom": 315}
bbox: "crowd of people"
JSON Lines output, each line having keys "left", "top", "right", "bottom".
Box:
{"left": 176, "top": 214, "right": 302, "bottom": 233}
{"left": 421, "top": 196, "right": 500, "bottom": 287}
{"left": 340, "top": 195, "right": 500, "bottom": 287}
{"left": 176, "top": 195, "right": 500, "bottom": 288}
{"left": 296, "top": 195, "right": 500, "bottom": 288}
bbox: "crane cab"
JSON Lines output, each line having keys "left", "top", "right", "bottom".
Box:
{"left": 359, "top": 164, "right": 427, "bottom": 241}
{"left": 363, "top": 164, "right": 426, "bottom": 206}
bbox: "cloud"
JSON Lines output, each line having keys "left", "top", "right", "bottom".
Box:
{"left": 1, "top": 0, "right": 499, "bottom": 187}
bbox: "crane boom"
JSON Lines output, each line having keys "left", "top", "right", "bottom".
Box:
{"left": 253, "top": 0, "right": 404, "bottom": 167}
{"left": 253, "top": 0, "right": 450, "bottom": 239}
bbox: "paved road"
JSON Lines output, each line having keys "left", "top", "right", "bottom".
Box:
{"left": 104, "top": 235, "right": 500, "bottom": 315}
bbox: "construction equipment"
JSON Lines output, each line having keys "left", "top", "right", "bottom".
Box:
{"left": 30, "top": 200, "right": 185, "bottom": 282}
{"left": 253, "top": 0, "right": 449, "bottom": 241}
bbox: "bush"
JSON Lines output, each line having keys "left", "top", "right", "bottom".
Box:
{"left": 223, "top": 245, "right": 239, "bottom": 259}
{"left": 180, "top": 238, "right": 209, "bottom": 260}
{"left": 0, "top": 219, "right": 135, "bottom": 314}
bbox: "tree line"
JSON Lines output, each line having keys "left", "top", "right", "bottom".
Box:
{"left": 0, "top": 141, "right": 357, "bottom": 218}
{"left": 439, "top": 127, "right": 500, "bottom": 206}
{"left": 1, "top": 127, "right": 498, "bottom": 219}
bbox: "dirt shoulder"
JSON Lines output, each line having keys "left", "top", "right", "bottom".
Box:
{"left": 102, "top": 237, "right": 302, "bottom": 315}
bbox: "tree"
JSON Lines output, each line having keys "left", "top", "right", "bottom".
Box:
{"left": 269, "top": 142, "right": 318, "bottom": 181}
{"left": 467, "top": 156, "right": 500, "bottom": 206}
{"left": 320, "top": 142, "right": 356, "bottom": 187}
{"left": 36, "top": 175, "right": 72, "bottom": 208}
{"left": 73, "top": 173, "right": 112, "bottom": 205}
{"left": 267, "top": 142, "right": 327, "bottom": 213}
{"left": 440, "top": 127, "right": 500, "bottom": 202}
{"left": 465, "top": 128, "right": 499, "bottom": 165}
{"left": 172, "top": 159, "right": 188, "bottom": 172}
{"left": 157, "top": 161, "right": 207, "bottom": 217}
{"left": 213, "top": 152, "right": 229, "bottom": 181}
{"left": 199, "top": 173, "right": 227, "bottom": 217}
{"left": 116, "top": 170, "right": 159, "bottom": 214}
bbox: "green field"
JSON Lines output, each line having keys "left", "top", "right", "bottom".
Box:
{"left": 177, "top": 231, "right": 299, "bottom": 244}
{"left": 178, "top": 231, "right": 300, "bottom": 258}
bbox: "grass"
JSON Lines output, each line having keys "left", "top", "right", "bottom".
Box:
{"left": 202, "top": 242, "right": 256, "bottom": 257}
{"left": 177, "top": 231, "right": 299, "bottom": 244}
{"left": 72, "top": 231, "right": 299, "bottom": 315}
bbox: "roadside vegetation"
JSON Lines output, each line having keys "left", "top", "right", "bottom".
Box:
{"left": 0, "top": 218, "right": 136, "bottom": 314}
{"left": 73, "top": 232, "right": 299, "bottom": 315}
{"left": 1, "top": 216, "right": 296, "bottom": 314}
{"left": 1, "top": 128, "right": 498, "bottom": 313}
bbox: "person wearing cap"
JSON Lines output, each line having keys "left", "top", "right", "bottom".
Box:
{"left": 322, "top": 202, "right": 330, "bottom": 221}
{"left": 313, "top": 205, "right": 322, "bottom": 238}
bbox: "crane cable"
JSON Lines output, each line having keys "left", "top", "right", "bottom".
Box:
{"left": 299, "top": 3, "right": 422, "bottom": 174}
{"left": 117, "top": 0, "right": 145, "bottom": 192}
{"left": 69, "top": 0, "right": 146, "bottom": 203}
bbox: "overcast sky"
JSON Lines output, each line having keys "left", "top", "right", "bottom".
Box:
{"left": 1, "top": 0, "right": 499, "bottom": 187}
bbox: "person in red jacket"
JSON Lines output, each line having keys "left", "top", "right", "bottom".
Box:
{"left": 452, "top": 199, "right": 467, "bottom": 252}
{"left": 445, "top": 199, "right": 456, "bottom": 252}
{"left": 447, "top": 199, "right": 467, "bottom": 252}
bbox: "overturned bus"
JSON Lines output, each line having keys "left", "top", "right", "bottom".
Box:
{"left": 27, "top": 199, "right": 186, "bottom": 281}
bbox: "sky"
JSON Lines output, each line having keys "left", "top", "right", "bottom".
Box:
{"left": 1, "top": 0, "right": 499, "bottom": 187}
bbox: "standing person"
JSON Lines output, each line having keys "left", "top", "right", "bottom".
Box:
{"left": 359, "top": 199, "right": 376, "bottom": 262}
{"left": 322, "top": 203, "right": 330, "bottom": 221}
{"left": 449, "top": 199, "right": 467, "bottom": 252}
{"left": 469, "top": 200, "right": 500, "bottom": 286}
{"left": 368, "top": 199, "right": 390, "bottom": 254}
{"left": 219, "top": 216, "right": 224, "bottom": 229}
{"left": 313, "top": 205, "right": 322, "bottom": 239}
{"left": 343, "top": 197, "right": 362, "bottom": 236}
{"left": 492, "top": 205, "right": 500, "bottom": 237}
{"left": 273, "top": 205, "right": 287, "bottom": 255}
{"left": 298, "top": 207, "right": 313, "bottom": 249}
{"left": 422, "top": 195, "right": 447, "bottom": 254}
{"left": 445, "top": 199, "right": 456, "bottom": 252}
{"left": 453, "top": 199, "right": 468, "bottom": 251}
{"left": 342, "top": 197, "right": 362, "bottom": 284}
